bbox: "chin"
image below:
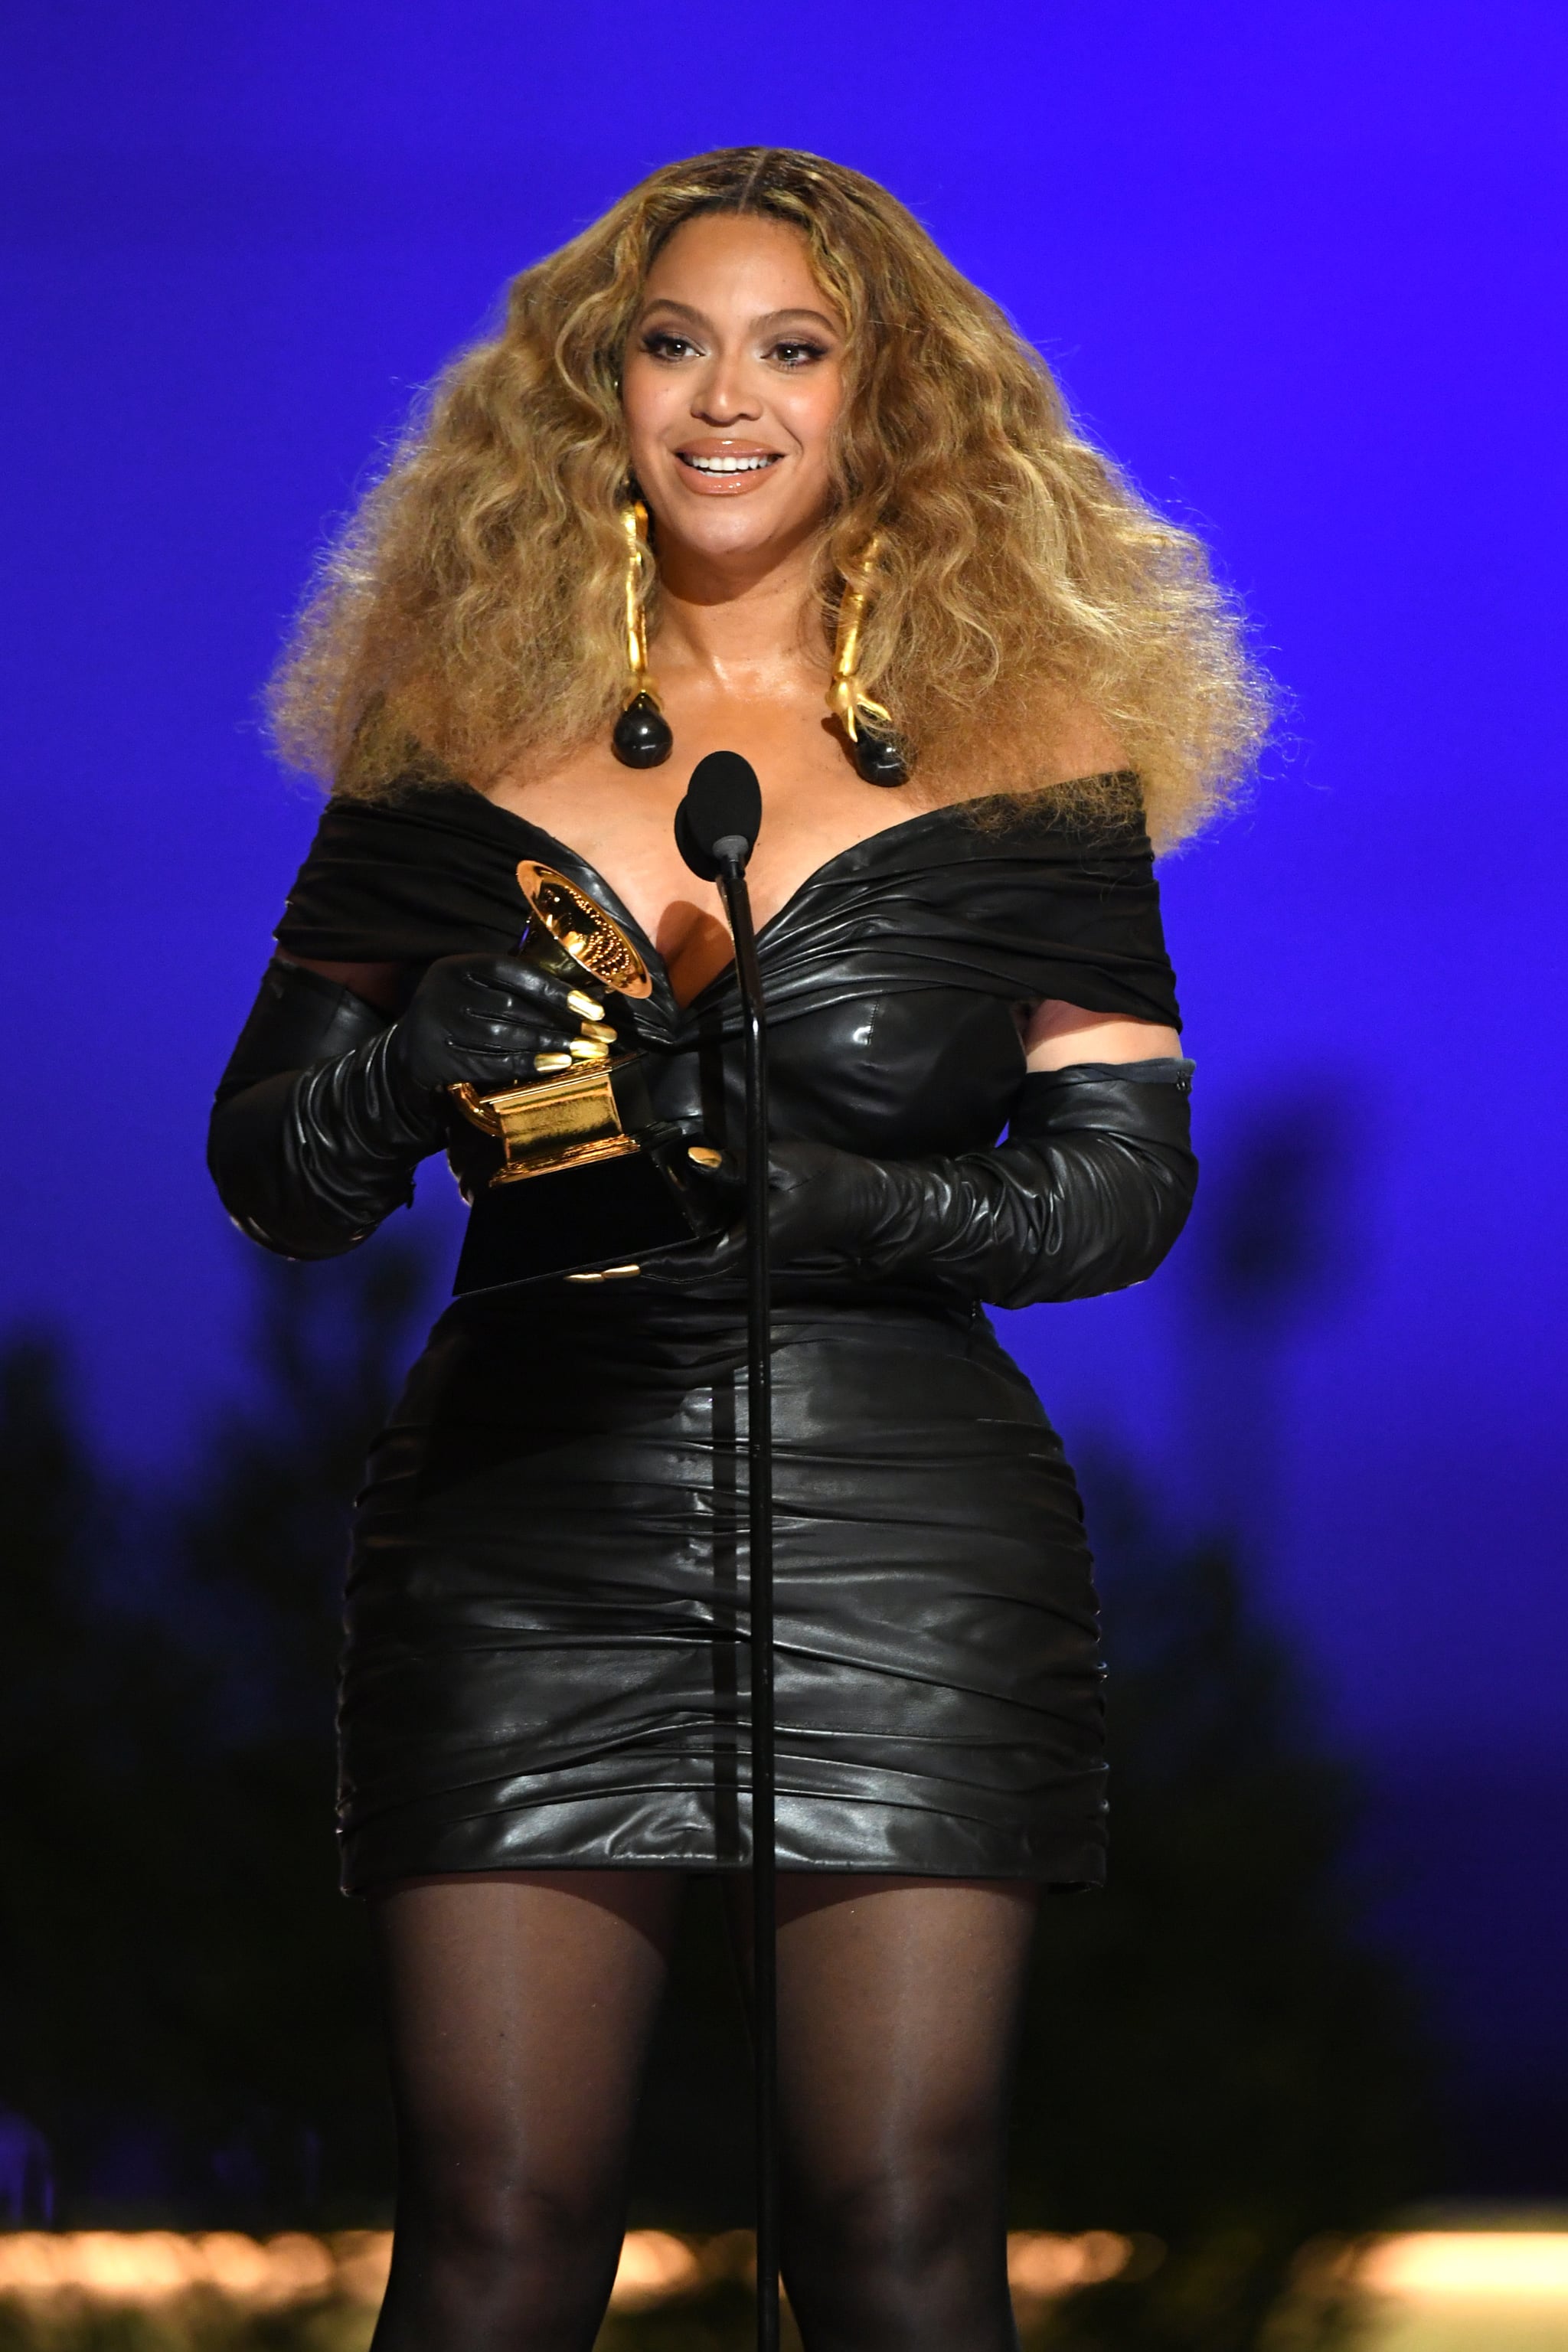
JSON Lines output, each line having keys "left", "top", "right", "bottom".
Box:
{"left": 658, "top": 491, "right": 825, "bottom": 563}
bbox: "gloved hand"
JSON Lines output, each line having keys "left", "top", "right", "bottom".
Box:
{"left": 646, "top": 1060, "right": 1197, "bottom": 1308}
{"left": 658, "top": 1140, "right": 893, "bottom": 1277}
{"left": 208, "top": 955, "right": 619, "bottom": 1259}
{"left": 379, "top": 953, "right": 616, "bottom": 1145}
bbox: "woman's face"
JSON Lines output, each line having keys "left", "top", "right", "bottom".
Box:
{"left": 622, "top": 211, "right": 846, "bottom": 571}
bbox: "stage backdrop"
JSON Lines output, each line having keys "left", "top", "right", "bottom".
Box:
{"left": 3, "top": 1, "right": 1564, "bottom": 2180}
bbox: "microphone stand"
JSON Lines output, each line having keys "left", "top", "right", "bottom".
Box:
{"left": 714, "top": 837, "right": 779, "bottom": 2352}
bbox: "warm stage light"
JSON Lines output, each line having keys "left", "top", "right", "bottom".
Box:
{"left": 34, "top": 2220, "right": 1568, "bottom": 2314}
{"left": 1356, "top": 2233, "right": 1568, "bottom": 2301}
{"left": 610, "top": 2230, "right": 704, "bottom": 2306}
{"left": 1005, "top": 2232, "right": 1135, "bottom": 2294}
{"left": 23, "top": 2226, "right": 1567, "bottom": 2319}
{"left": 0, "top": 2226, "right": 1136, "bottom": 2312}
{"left": 0, "top": 2232, "right": 338, "bottom": 2305}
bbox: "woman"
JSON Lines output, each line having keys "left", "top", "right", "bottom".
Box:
{"left": 211, "top": 149, "right": 1263, "bottom": 2352}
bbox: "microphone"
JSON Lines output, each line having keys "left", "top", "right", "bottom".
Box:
{"left": 670, "top": 745, "right": 780, "bottom": 2352}
{"left": 676, "top": 750, "right": 763, "bottom": 880}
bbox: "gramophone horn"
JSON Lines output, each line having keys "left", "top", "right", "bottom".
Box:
{"left": 515, "top": 861, "right": 654, "bottom": 1001}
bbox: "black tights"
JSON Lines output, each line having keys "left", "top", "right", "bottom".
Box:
{"left": 369, "top": 1870, "right": 1038, "bottom": 2352}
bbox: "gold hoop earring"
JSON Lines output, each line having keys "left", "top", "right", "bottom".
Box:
{"left": 610, "top": 499, "right": 673, "bottom": 769}
{"left": 828, "top": 535, "right": 909, "bottom": 786}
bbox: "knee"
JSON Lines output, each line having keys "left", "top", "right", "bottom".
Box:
{"left": 381, "top": 2177, "right": 621, "bottom": 2352}
{"left": 786, "top": 2167, "right": 1014, "bottom": 2351}
{"left": 818, "top": 2171, "right": 981, "bottom": 2276}
{"left": 411, "top": 2175, "right": 614, "bottom": 2277}
{"left": 790, "top": 2126, "right": 1005, "bottom": 2285}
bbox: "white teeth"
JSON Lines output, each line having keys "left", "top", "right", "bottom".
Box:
{"left": 684, "top": 454, "right": 774, "bottom": 473}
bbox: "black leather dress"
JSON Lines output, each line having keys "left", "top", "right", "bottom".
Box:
{"left": 266, "top": 779, "right": 1184, "bottom": 1892}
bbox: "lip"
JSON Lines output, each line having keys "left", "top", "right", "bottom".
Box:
{"left": 671, "top": 443, "right": 786, "bottom": 495}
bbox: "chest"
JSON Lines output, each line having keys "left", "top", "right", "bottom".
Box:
{"left": 488, "top": 725, "right": 908, "bottom": 1004}
{"left": 642, "top": 982, "right": 1029, "bottom": 1159}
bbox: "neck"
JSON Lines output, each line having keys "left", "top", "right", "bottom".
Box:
{"left": 651, "top": 531, "right": 825, "bottom": 691}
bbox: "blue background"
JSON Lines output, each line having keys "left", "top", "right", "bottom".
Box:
{"left": 4, "top": 2, "right": 1564, "bottom": 2174}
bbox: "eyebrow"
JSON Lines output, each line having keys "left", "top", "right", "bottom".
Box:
{"left": 637, "top": 297, "right": 841, "bottom": 335}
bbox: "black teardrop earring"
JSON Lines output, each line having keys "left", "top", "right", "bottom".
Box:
{"left": 611, "top": 499, "right": 673, "bottom": 769}
{"left": 608, "top": 506, "right": 906, "bottom": 782}
{"left": 828, "top": 534, "right": 910, "bottom": 786}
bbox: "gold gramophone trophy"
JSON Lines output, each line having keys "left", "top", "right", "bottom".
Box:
{"left": 448, "top": 861, "right": 717, "bottom": 1292}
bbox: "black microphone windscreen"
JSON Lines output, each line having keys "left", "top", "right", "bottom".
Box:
{"left": 677, "top": 750, "right": 763, "bottom": 880}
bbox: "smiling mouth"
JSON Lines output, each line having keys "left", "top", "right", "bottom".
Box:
{"left": 677, "top": 452, "right": 782, "bottom": 475}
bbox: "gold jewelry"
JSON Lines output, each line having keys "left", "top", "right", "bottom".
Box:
{"left": 828, "top": 534, "right": 909, "bottom": 786}
{"left": 610, "top": 501, "right": 674, "bottom": 768}
{"left": 603, "top": 508, "right": 906, "bottom": 784}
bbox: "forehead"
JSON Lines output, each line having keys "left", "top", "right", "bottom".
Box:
{"left": 642, "top": 211, "right": 832, "bottom": 316}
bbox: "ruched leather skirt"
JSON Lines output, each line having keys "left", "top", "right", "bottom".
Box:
{"left": 338, "top": 1284, "right": 1106, "bottom": 1891}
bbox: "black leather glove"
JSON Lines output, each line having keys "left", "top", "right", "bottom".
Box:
{"left": 377, "top": 954, "right": 613, "bottom": 1135}
{"left": 208, "top": 955, "right": 610, "bottom": 1259}
{"left": 652, "top": 1059, "right": 1196, "bottom": 1308}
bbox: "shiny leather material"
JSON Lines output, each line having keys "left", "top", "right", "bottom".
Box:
{"left": 340, "top": 1294, "right": 1106, "bottom": 1886}
{"left": 240, "top": 779, "right": 1188, "bottom": 1886}
{"left": 208, "top": 952, "right": 603, "bottom": 1259}
{"left": 208, "top": 962, "right": 405, "bottom": 1258}
{"left": 648, "top": 1063, "right": 1196, "bottom": 1307}
{"left": 374, "top": 951, "right": 599, "bottom": 1129}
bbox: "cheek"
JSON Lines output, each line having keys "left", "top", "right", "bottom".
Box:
{"left": 621, "top": 365, "right": 674, "bottom": 453}
{"left": 786, "top": 374, "right": 844, "bottom": 469}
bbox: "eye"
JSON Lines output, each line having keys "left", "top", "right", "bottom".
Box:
{"left": 769, "top": 338, "right": 829, "bottom": 368}
{"left": 641, "top": 329, "right": 698, "bottom": 361}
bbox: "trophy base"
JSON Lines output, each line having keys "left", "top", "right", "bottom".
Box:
{"left": 449, "top": 1059, "right": 650, "bottom": 1184}
{"left": 452, "top": 1137, "right": 715, "bottom": 1294}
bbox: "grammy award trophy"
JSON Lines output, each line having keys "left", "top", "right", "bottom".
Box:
{"left": 448, "top": 861, "right": 719, "bottom": 1292}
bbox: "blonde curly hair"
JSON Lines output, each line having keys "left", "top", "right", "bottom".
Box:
{"left": 269, "top": 147, "right": 1268, "bottom": 850}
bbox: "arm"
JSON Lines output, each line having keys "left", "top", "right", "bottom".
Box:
{"left": 1022, "top": 999, "right": 1181, "bottom": 1073}
{"left": 670, "top": 1010, "right": 1195, "bottom": 1308}
{"left": 207, "top": 952, "right": 609, "bottom": 1261}
{"left": 208, "top": 959, "right": 416, "bottom": 1260}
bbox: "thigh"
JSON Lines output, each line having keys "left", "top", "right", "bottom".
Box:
{"left": 726, "top": 1873, "right": 1040, "bottom": 2184}
{"left": 374, "top": 1870, "right": 687, "bottom": 2199}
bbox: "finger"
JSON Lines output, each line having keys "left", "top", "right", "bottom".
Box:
{"left": 642, "top": 1229, "right": 746, "bottom": 1286}
{"left": 525, "top": 1042, "right": 609, "bottom": 1070}
{"left": 454, "top": 1045, "right": 577, "bottom": 1080}
{"left": 478, "top": 960, "right": 607, "bottom": 1025}
{"left": 453, "top": 1022, "right": 580, "bottom": 1061}
{"left": 682, "top": 1146, "right": 746, "bottom": 1222}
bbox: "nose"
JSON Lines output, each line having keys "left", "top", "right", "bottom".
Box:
{"left": 691, "top": 348, "right": 762, "bottom": 426}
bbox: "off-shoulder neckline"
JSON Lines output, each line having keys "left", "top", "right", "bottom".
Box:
{"left": 365, "top": 773, "right": 1143, "bottom": 1015}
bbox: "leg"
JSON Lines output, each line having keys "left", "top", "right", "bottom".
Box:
{"left": 370, "top": 1870, "right": 684, "bottom": 2352}
{"left": 728, "top": 1873, "right": 1038, "bottom": 2352}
